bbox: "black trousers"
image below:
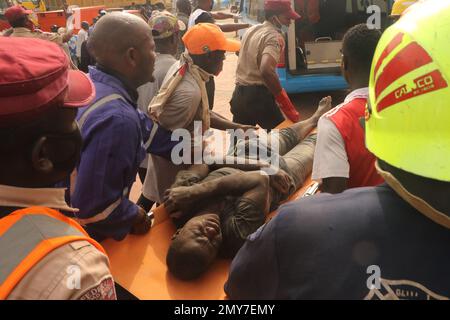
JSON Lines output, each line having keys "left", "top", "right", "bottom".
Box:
{"left": 230, "top": 84, "right": 284, "bottom": 130}
{"left": 137, "top": 167, "right": 155, "bottom": 212}
{"left": 206, "top": 76, "right": 215, "bottom": 110}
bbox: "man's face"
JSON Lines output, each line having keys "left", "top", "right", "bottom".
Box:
{"left": 135, "top": 31, "right": 156, "bottom": 86}
{"left": 9, "top": 105, "right": 83, "bottom": 187}
{"left": 40, "top": 107, "right": 82, "bottom": 179}
{"left": 171, "top": 213, "right": 223, "bottom": 263}
{"left": 276, "top": 13, "right": 291, "bottom": 27}
{"left": 207, "top": 50, "right": 226, "bottom": 76}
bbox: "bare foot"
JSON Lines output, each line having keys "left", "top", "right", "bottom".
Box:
{"left": 313, "top": 96, "right": 333, "bottom": 119}
{"left": 288, "top": 96, "right": 333, "bottom": 140}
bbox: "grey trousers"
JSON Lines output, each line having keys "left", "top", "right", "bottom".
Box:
{"left": 230, "top": 128, "right": 317, "bottom": 206}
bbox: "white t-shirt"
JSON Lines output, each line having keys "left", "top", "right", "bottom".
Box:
{"left": 312, "top": 88, "right": 369, "bottom": 182}
{"left": 188, "top": 8, "right": 208, "bottom": 28}
{"left": 76, "top": 29, "right": 88, "bottom": 58}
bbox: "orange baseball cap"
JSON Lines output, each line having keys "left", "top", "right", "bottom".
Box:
{"left": 182, "top": 23, "right": 241, "bottom": 55}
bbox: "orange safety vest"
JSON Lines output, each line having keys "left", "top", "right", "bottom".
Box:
{"left": 0, "top": 206, "right": 107, "bottom": 299}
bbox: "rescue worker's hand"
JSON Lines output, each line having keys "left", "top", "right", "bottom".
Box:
{"left": 275, "top": 89, "right": 300, "bottom": 122}
{"left": 130, "top": 206, "right": 153, "bottom": 235}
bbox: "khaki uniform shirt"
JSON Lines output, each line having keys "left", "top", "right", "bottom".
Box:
{"left": 0, "top": 185, "right": 116, "bottom": 300}
{"left": 142, "top": 60, "right": 204, "bottom": 203}
{"left": 10, "top": 27, "right": 63, "bottom": 45}
{"left": 235, "top": 21, "right": 285, "bottom": 86}
{"left": 137, "top": 53, "right": 178, "bottom": 169}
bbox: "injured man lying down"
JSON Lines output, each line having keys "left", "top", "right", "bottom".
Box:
{"left": 164, "top": 97, "right": 332, "bottom": 280}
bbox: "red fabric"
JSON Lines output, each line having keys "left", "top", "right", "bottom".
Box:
{"left": 295, "top": 0, "right": 320, "bottom": 24}
{"left": 328, "top": 98, "right": 384, "bottom": 188}
{"left": 275, "top": 89, "right": 300, "bottom": 122}
{"left": 264, "top": 0, "right": 301, "bottom": 19}
{"left": 4, "top": 5, "right": 32, "bottom": 23}
{"left": 0, "top": 19, "right": 11, "bottom": 32}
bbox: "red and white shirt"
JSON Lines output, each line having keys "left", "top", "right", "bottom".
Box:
{"left": 312, "top": 88, "right": 384, "bottom": 188}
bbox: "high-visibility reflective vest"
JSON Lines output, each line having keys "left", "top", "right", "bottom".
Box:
{"left": 0, "top": 206, "right": 106, "bottom": 299}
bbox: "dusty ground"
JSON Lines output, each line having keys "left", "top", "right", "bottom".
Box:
{"left": 130, "top": 16, "right": 348, "bottom": 202}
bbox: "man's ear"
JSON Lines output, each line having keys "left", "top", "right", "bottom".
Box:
{"left": 341, "top": 54, "right": 351, "bottom": 83}
{"left": 31, "top": 136, "right": 54, "bottom": 174}
{"left": 126, "top": 47, "right": 138, "bottom": 68}
{"left": 342, "top": 54, "right": 349, "bottom": 71}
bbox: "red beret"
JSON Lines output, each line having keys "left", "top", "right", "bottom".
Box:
{"left": 264, "top": 0, "right": 301, "bottom": 20}
{"left": 0, "top": 37, "right": 95, "bottom": 127}
{"left": 4, "top": 5, "right": 33, "bottom": 23}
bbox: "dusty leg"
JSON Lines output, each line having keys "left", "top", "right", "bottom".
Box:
{"left": 288, "top": 96, "right": 332, "bottom": 141}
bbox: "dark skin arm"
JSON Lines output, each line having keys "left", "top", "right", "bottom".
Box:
{"left": 320, "top": 177, "right": 348, "bottom": 194}
{"left": 217, "top": 23, "right": 250, "bottom": 32}
{"left": 164, "top": 171, "right": 270, "bottom": 215}
{"left": 210, "top": 111, "right": 257, "bottom": 131}
{"left": 172, "top": 164, "right": 211, "bottom": 188}
{"left": 171, "top": 159, "right": 272, "bottom": 188}
{"left": 61, "top": 29, "right": 73, "bottom": 43}
{"left": 260, "top": 53, "right": 283, "bottom": 97}
{"left": 211, "top": 12, "right": 235, "bottom": 19}
{"left": 61, "top": 5, "right": 74, "bottom": 43}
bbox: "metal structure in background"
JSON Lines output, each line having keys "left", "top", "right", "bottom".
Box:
{"left": 239, "top": 0, "right": 396, "bottom": 94}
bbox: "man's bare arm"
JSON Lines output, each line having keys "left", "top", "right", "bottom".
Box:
{"left": 174, "top": 156, "right": 271, "bottom": 185}
{"left": 217, "top": 23, "right": 249, "bottom": 32}
{"left": 171, "top": 164, "right": 211, "bottom": 188}
{"left": 210, "top": 111, "right": 257, "bottom": 131}
{"left": 260, "top": 53, "right": 283, "bottom": 97}
{"left": 61, "top": 30, "right": 73, "bottom": 43}
{"left": 211, "top": 12, "right": 235, "bottom": 20}
{"left": 209, "top": 157, "right": 271, "bottom": 172}
{"left": 164, "top": 171, "right": 269, "bottom": 213}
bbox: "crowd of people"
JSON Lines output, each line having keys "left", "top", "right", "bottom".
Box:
{"left": 0, "top": 0, "right": 448, "bottom": 300}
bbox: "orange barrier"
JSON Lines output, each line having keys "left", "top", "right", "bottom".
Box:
{"left": 101, "top": 120, "right": 317, "bottom": 299}
{"left": 37, "top": 6, "right": 105, "bottom": 33}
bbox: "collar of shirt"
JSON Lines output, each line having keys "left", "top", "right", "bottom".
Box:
{"left": 344, "top": 87, "right": 369, "bottom": 103}
{"left": 263, "top": 20, "right": 280, "bottom": 33}
{"left": 322, "top": 87, "right": 369, "bottom": 119}
{"left": 12, "top": 27, "right": 32, "bottom": 34}
{"left": 376, "top": 161, "right": 450, "bottom": 230}
{"left": 89, "top": 65, "right": 139, "bottom": 104}
{"left": 0, "top": 184, "right": 78, "bottom": 215}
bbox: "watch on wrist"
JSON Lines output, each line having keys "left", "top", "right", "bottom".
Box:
{"left": 145, "top": 211, "right": 155, "bottom": 228}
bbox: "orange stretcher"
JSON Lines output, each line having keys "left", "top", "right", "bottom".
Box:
{"left": 101, "top": 120, "right": 317, "bottom": 300}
